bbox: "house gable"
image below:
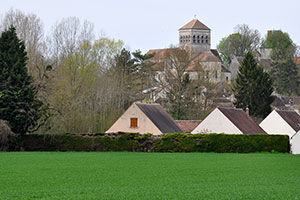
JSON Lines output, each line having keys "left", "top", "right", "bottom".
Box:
{"left": 260, "top": 110, "right": 299, "bottom": 137}
{"left": 191, "top": 108, "right": 243, "bottom": 134}
{"left": 106, "top": 103, "right": 163, "bottom": 135}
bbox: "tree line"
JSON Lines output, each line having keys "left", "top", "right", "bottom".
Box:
{"left": 0, "top": 9, "right": 157, "bottom": 138}
{"left": 0, "top": 9, "right": 299, "bottom": 143}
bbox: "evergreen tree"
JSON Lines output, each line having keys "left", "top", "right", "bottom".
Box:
{"left": 0, "top": 27, "right": 43, "bottom": 136}
{"left": 232, "top": 52, "right": 274, "bottom": 118}
{"left": 271, "top": 58, "right": 299, "bottom": 95}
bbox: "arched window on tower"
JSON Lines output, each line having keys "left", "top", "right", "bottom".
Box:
{"left": 201, "top": 36, "right": 204, "bottom": 43}
{"left": 197, "top": 35, "right": 200, "bottom": 43}
{"left": 206, "top": 35, "right": 209, "bottom": 44}
{"left": 193, "top": 35, "right": 196, "bottom": 43}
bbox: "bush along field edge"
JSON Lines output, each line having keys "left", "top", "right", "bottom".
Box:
{"left": 18, "top": 132, "right": 290, "bottom": 153}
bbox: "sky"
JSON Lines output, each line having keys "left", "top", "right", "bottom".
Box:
{"left": 1, "top": 0, "right": 299, "bottom": 53}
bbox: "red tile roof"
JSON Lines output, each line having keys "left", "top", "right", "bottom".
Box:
{"left": 147, "top": 48, "right": 175, "bottom": 60}
{"left": 218, "top": 107, "right": 266, "bottom": 134}
{"left": 193, "top": 51, "right": 221, "bottom": 62}
{"left": 186, "top": 50, "right": 221, "bottom": 71}
{"left": 179, "top": 19, "right": 210, "bottom": 30}
{"left": 294, "top": 57, "right": 300, "bottom": 65}
{"left": 175, "top": 120, "right": 202, "bottom": 133}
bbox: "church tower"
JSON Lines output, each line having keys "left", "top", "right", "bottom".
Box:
{"left": 179, "top": 19, "right": 211, "bottom": 56}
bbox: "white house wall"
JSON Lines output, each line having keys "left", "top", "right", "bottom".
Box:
{"left": 106, "top": 104, "right": 162, "bottom": 135}
{"left": 259, "top": 110, "right": 295, "bottom": 137}
{"left": 191, "top": 108, "right": 243, "bottom": 134}
{"left": 291, "top": 132, "right": 300, "bottom": 154}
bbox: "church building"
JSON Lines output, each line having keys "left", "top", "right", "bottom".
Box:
{"left": 147, "top": 19, "right": 231, "bottom": 84}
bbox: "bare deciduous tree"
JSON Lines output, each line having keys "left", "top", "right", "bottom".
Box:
{"left": 48, "top": 17, "right": 95, "bottom": 67}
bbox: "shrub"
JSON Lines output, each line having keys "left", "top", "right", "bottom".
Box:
{"left": 0, "top": 120, "right": 17, "bottom": 151}
{"left": 153, "top": 133, "right": 289, "bottom": 153}
{"left": 22, "top": 132, "right": 290, "bottom": 153}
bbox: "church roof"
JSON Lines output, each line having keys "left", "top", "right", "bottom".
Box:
{"left": 179, "top": 19, "right": 210, "bottom": 30}
{"left": 193, "top": 50, "right": 221, "bottom": 62}
{"left": 147, "top": 48, "right": 186, "bottom": 60}
{"left": 147, "top": 48, "right": 175, "bottom": 59}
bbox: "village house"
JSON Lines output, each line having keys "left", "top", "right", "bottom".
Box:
{"left": 229, "top": 47, "right": 272, "bottom": 80}
{"left": 259, "top": 110, "right": 300, "bottom": 137}
{"left": 291, "top": 131, "right": 300, "bottom": 154}
{"left": 106, "top": 102, "right": 182, "bottom": 135}
{"left": 191, "top": 107, "right": 266, "bottom": 134}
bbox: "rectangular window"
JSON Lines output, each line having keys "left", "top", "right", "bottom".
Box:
{"left": 206, "top": 71, "right": 209, "bottom": 79}
{"left": 130, "top": 118, "right": 138, "bottom": 128}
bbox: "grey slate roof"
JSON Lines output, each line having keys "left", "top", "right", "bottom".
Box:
{"left": 276, "top": 110, "right": 300, "bottom": 132}
{"left": 218, "top": 107, "right": 266, "bottom": 134}
{"left": 136, "top": 103, "right": 183, "bottom": 133}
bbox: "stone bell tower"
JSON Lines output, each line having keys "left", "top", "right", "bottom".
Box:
{"left": 179, "top": 19, "right": 211, "bottom": 56}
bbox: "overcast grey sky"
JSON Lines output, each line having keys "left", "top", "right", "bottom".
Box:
{"left": 1, "top": 0, "right": 299, "bottom": 53}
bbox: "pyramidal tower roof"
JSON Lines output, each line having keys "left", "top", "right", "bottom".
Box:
{"left": 179, "top": 19, "right": 210, "bottom": 30}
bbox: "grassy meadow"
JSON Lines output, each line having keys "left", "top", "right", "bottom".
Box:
{"left": 0, "top": 152, "right": 300, "bottom": 200}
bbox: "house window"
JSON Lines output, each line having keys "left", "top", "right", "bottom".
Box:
{"left": 130, "top": 118, "right": 138, "bottom": 128}
{"left": 206, "top": 71, "right": 209, "bottom": 79}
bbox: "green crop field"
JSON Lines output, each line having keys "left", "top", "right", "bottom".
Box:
{"left": 0, "top": 152, "right": 300, "bottom": 200}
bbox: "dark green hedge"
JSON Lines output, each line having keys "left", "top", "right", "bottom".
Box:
{"left": 154, "top": 133, "right": 289, "bottom": 153}
{"left": 23, "top": 132, "right": 290, "bottom": 153}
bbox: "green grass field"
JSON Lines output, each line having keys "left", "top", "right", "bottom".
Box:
{"left": 0, "top": 152, "right": 300, "bottom": 200}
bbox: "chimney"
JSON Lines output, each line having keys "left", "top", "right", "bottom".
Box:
{"left": 246, "top": 106, "right": 249, "bottom": 116}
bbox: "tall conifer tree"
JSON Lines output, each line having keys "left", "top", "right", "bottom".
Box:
{"left": 0, "top": 27, "right": 42, "bottom": 135}
{"left": 232, "top": 52, "right": 274, "bottom": 118}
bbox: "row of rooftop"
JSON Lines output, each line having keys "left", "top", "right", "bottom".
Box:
{"left": 106, "top": 102, "right": 300, "bottom": 154}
